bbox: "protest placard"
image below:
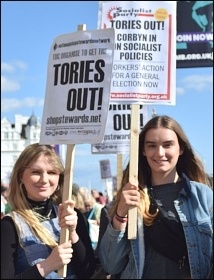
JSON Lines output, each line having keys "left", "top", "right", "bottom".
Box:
{"left": 92, "top": 104, "right": 149, "bottom": 154}
{"left": 98, "top": 1, "right": 176, "bottom": 105}
{"left": 40, "top": 28, "right": 115, "bottom": 145}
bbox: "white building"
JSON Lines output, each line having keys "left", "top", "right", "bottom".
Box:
{"left": 1, "top": 113, "right": 41, "bottom": 183}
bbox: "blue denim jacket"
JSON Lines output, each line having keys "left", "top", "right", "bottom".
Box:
{"left": 98, "top": 177, "right": 213, "bottom": 279}
{"left": 10, "top": 205, "right": 76, "bottom": 279}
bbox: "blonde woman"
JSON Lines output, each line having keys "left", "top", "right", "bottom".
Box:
{"left": 1, "top": 143, "right": 96, "bottom": 279}
{"left": 81, "top": 188, "right": 103, "bottom": 226}
{"left": 80, "top": 188, "right": 104, "bottom": 250}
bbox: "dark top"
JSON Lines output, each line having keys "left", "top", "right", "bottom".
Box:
{"left": 143, "top": 180, "right": 191, "bottom": 279}
{"left": 144, "top": 180, "right": 188, "bottom": 261}
{"left": 1, "top": 199, "right": 96, "bottom": 279}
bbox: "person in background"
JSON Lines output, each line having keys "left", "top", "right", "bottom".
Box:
{"left": 98, "top": 115, "right": 213, "bottom": 279}
{"left": 91, "top": 188, "right": 106, "bottom": 205}
{"left": 82, "top": 189, "right": 104, "bottom": 226}
{"left": 1, "top": 187, "right": 6, "bottom": 218}
{"left": 1, "top": 182, "right": 10, "bottom": 218}
{"left": 71, "top": 183, "right": 88, "bottom": 232}
{"left": 80, "top": 188, "right": 104, "bottom": 251}
{"left": 72, "top": 183, "right": 85, "bottom": 214}
{"left": 1, "top": 143, "right": 96, "bottom": 279}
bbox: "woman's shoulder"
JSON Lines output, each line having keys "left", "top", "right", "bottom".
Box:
{"left": 189, "top": 181, "right": 213, "bottom": 206}
{"left": 1, "top": 214, "right": 16, "bottom": 231}
{"left": 1, "top": 214, "right": 13, "bottom": 222}
{"left": 190, "top": 180, "right": 213, "bottom": 192}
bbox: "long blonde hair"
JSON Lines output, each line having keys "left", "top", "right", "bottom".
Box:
{"left": 109, "top": 115, "right": 209, "bottom": 225}
{"left": 8, "top": 143, "right": 64, "bottom": 248}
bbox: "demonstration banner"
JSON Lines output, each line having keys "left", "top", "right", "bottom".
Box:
{"left": 176, "top": 1, "right": 213, "bottom": 68}
{"left": 40, "top": 28, "right": 115, "bottom": 145}
{"left": 98, "top": 1, "right": 177, "bottom": 105}
{"left": 91, "top": 104, "right": 149, "bottom": 154}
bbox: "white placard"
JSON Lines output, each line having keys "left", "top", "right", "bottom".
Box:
{"left": 91, "top": 104, "right": 149, "bottom": 154}
{"left": 40, "top": 28, "right": 115, "bottom": 144}
{"left": 98, "top": 1, "right": 177, "bottom": 105}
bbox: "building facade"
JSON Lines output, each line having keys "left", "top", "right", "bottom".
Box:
{"left": 1, "top": 113, "right": 41, "bottom": 183}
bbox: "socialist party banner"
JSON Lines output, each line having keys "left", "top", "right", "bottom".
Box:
{"left": 98, "top": 1, "right": 177, "bottom": 105}
{"left": 176, "top": 1, "right": 213, "bottom": 68}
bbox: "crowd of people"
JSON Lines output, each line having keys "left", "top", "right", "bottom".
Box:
{"left": 1, "top": 115, "right": 213, "bottom": 279}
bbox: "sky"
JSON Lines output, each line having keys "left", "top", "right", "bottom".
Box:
{"left": 1, "top": 1, "right": 213, "bottom": 193}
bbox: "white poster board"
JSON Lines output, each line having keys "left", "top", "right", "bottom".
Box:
{"left": 91, "top": 104, "right": 149, "bottom": 154}
{"left": 40, "top": 28, "right": 115, "bottom": 144}
{"left": 98, "top": 1, "right": 177, "bottom": 105}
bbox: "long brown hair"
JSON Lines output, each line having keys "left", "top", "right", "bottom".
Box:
{"left": 110, "top": 115, "right": 209, "bottom": 225}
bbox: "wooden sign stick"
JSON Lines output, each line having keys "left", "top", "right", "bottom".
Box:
{"left": 117, "top": 154, "right": 123, "bottom": 190}
{"left": 58, "top": 144, "right": 75, "bottom": 277}
{"left": 58, "top": 23, "right": 86, "bottom": 278}
{"left": 128, "top": 104, "right": 140, "bottom": 239}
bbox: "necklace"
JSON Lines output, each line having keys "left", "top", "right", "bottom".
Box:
{"left": 27, "top": 198, "right": 53, "bottom": 220}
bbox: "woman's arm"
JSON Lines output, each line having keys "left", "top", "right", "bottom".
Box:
{"left": 98, "top": 222, "right": 129, "bottom": 275}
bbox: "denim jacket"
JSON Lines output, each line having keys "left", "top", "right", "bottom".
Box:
{"left": 98, "top": 177, "right": 213, "bottom": 279}
{"left": 10, "top": 205, "right": 76, "bottom": 279}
